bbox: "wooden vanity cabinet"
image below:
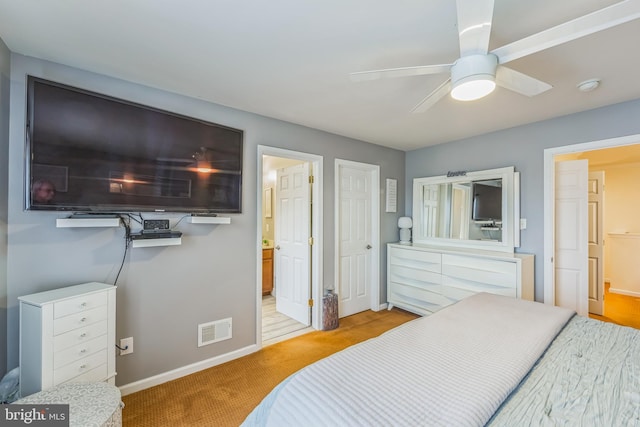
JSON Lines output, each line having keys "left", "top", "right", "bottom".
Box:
{"left": 262, "top": 248, "right": 274, "bottom": 295}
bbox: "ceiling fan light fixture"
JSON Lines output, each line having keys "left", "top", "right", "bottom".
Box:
{"left": 450, "top": 54, "right": 498, "bottom": 101}
{"left": 451, "top": 76, "right": 496, "bottom": 101}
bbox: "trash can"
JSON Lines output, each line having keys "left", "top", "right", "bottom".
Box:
{"left": 322, "top": 290, "right": 339, "bottom": 330}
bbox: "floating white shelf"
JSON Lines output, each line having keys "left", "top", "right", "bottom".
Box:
{"left": 188, "top": 216, "right": 231, "bottom": 224}
{"left": 56, "top": 217, "right": 121, "bottom": 228}
{"left": 131, "top": 237, "right": 182, "bottom": 248}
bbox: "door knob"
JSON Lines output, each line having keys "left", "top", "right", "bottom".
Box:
{"left": 366, "top": 244, "right": 372, "bottom": 249}
{"left": 275, "top": 245, "right": 281, "bottom": 250}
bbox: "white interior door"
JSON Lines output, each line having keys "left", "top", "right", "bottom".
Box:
{"left": 555, "top": 160, "right": 589, "bottom": 316}
{"left": 338, "top": 163, "right": 374, "bottom": 316}
{"left": 275, "top": 163, "right": 311, "bottom": 325}
{"left": 423, "top": 184, "right": 440, "bottom": 237}
{"left": 588, "top": 171, "right": 604, "bottom": 315}
{"left": 450, "top": 184, "right": 470, "bottom": 239}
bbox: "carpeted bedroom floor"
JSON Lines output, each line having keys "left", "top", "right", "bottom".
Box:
{"left": 121, "top": 308, "right": 418, "bottom": 427}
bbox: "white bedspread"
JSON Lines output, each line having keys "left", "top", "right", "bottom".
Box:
{"left": 242, "top": 293, "right": 574, "bottom": 427}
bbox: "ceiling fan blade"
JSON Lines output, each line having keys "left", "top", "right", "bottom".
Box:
{"left": 495, "top": 66, "right": 552, "bottom": 97}
{"left": 350, "top": 64, "right": 452, "bottom": 82}
{"left": 456, "top": 0, "right": 495, "bottom": 56}
{"left": 493, "top": 0, "right": 640, "bottom": 64}
{"left": 411, "top": 78, "right": 452, "bottom": 113}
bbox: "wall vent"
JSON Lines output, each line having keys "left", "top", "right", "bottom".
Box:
{"left": 198, "top": 318, "right": 232, "bottom": 347}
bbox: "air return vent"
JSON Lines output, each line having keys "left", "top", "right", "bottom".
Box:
{"left": 198, "top": 318, "right": 232, "bottom": 347}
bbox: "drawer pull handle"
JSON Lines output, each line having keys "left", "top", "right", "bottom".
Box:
{"left": 80, "top": 302, "right": 87, "bottom": 307}
{"left": 80, "top": 317, "right": 87, "bottom": 323}
{"left": 80, "top": 333, "right": 87, "bottom": 338}
{"left": 80, "top": 364, "right": 87, "bottom": 369}
{"left": 80, "top": 349, "right": 87, "bottom": 354}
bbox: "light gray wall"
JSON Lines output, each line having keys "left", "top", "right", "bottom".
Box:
{"left": 5, "top": 54, "right": 405, "bottom": 385}
{"left": 0, "top": 37, "right": 10, "bottom": 377}
{"left": 406, "top": 99, "right": 640, "bottom": 301}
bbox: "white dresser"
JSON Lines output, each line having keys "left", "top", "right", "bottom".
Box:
{"left": 19, "top": 282, "right": 117, "bottom": 397}
{"left": 387, "top": 243, "right": 534, "bottom": 316}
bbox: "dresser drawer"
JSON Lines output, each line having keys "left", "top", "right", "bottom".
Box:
{"left": 54, "top": 335, "right": 108, "bottom": 370}
{"left": 54, "top": 291, "right": 108, "bottom": 319}
{"left": 53, "top": 350, "right": 108, "bottom": 385}
{"left": 389, "top": 247, "right": 441, "bottom": 273}
{"left": 71, "top": 363, "right": 109, "bottom": 384}
{"left": 442, "top": 281, "right": 516, "bottom": 301}
{"left": 442, "top": 254, "right": 517, "bottom": 288}
{"left": 54, "top": 320, "right": 109, "bottom": 352}
{"left": 53, "top": 305, "right": 108, "bottom": 336}
{"left": 389, "top": 281, "right": 451, "bottom": 313}
{"left": 388, "top": 265, "right": 442, "bottom": 289}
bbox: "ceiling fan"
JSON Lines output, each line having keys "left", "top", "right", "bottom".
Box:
{"left": 350, "top": 0, "right": 640, "bottom": 113}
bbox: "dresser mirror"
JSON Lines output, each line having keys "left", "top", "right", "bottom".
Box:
{"left": 412, "top": 166, "right": 519, "bottom": 253}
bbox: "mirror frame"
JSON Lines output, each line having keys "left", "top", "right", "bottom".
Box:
{"left": 412, "top": 166, "right": 519, "bottom": 253}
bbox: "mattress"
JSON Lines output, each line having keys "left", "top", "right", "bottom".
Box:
{"left": 242, "top": 293, "right": 577, "bottom": 426}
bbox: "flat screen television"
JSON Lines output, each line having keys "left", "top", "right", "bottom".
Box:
{"left": 26, "top": 76, "right": 243, "bottom": 213}
{"left": 471, "top": 181, "right": 502, "bottom": 221}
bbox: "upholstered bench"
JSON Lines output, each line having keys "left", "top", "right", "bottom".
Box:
{"left": 14, "top": 382, "right": 123, "bottom": 427}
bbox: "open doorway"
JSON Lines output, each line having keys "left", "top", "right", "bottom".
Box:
{"left": 256, "top": 146, "right": 323, "bottom": 346}
{"left": 544, "top": 134, "right": 640, "bottom": 329}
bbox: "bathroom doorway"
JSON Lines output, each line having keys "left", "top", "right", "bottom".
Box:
{"left": 257, "top": 146, "right": 323, "bottom": 346}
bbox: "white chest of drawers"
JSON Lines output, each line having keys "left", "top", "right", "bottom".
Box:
{"left": 387, "top": 243, "right": 534, "bottom": 316}
{"left": 19, "top": 282, "right": 116, "bottom": 397}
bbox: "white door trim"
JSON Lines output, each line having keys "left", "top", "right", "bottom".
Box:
{"left": 256, "top": 146, "right": 323, "bottom": 347}
{"left": 334, "top": 159, "right": 381, "bottom": 313}
{"left": 543, "top": 133, "right": 640, "bottom": 305}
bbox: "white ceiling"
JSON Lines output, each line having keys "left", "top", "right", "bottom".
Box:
{"left": 1, "top": 0, "right": 639, "bottom": 151}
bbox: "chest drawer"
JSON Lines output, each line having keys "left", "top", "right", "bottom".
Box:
{"left": 53, "top": 305, "right": 108, "bottom": 336}
{"left": 53, "top": 350, "right": 107, "bottom": 385}
{"left": 442, "top": 280, "right": 517, "bottom": 300}
{"left": 54, "top": 320, "right": 109, "bottom": 352}
{"left": 389, "top": 247, "right": 441, "bottom": 273}
{"left": 54, "top": 335, "right": 108, "bottom": 370}
{"left": 442, "top": 254, "right": 517, "bottom": 288}
{"left": 54, "top": 291, "right": 108, "bottom": 319}
{"left": 389, "top": 264, "right": 442, "bottom": 288}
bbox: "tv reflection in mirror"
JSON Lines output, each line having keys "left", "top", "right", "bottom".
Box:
{"left": 471, "top": 180, "right": 502, "bottom": 221}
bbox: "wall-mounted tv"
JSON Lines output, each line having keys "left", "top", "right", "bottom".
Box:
{"left": 471, "top": 181, "right": 502, "bottom": 221}
{"left": 26, "top": 76, "right": 243, "bottom": 213}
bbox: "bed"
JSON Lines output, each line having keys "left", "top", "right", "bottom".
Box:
{"left": 242, "top": 293, "right": 640, "bottom": 426}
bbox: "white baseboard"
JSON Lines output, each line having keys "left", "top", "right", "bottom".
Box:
{"left": 608, "top": 288, "right": 640, "bottom": 298}
{"left": 377, "top": 303, "right": 388, "bottom": 311}
{"left": 118, "top": 344, "right": 260, "bottom": 396}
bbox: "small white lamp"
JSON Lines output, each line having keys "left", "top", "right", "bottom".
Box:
{"left": 398, "top": 216, "right": 413, "bottom": 245}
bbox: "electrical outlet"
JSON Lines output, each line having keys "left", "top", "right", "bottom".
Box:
{"left": 520, "top": 218, "right": 527, "bottom": 230}
{"left": 120, "top": 337, "right": 133, "bottom": 356}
